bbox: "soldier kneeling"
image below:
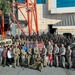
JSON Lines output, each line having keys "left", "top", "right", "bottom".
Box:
{"left": 32, "top": 56, "right": 43, "bottom": 72}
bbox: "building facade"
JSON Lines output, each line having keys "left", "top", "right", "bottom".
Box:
{"left": 18, "top": 0, "right": 75, "bottom": 35}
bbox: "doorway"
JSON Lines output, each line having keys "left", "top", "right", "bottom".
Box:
{"left": 48, "top": 24, "right": 57, "bottom": 34}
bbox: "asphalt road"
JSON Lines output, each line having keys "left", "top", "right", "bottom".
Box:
{"left": 0, "top": 66, "right": 75, "bottom": 75}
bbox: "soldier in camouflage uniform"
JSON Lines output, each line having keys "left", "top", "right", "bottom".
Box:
{"left": 37, "top": 56, "right": 43, "bottom": 72}
{"left": 32, "top": 55, "right": 43, "bottom": 72}
{"left": 27, "top": 45, "right": 33, "bottom": 66}
{"left": 33, "top": 44, "right": 40, "bottom": 60}
{"left": 53, "top": 44, "right": 59, "bottom": 67}
{"left": 13, "top": 45, "right": 20, "bottom": 68}
{"left": 66, "top": 46, "right": 72, "bottom": 68}
{"left": 41, "top": 45, "right": 47, "bottom": 67}
{"left": 59, "top": 44, "right": 66, "bottom": 68}
{"left": 47, "top": 41, "right": 53, "bottom": 66}
{"left": 21, "top": 46, "right": 26, "bottom": 66}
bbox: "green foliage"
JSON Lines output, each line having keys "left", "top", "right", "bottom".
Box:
{"left": 0, "top": 0, "right": 11, "bottom": 15}
{"left": 0, "top": 0, "right": 18, "bottom": 15}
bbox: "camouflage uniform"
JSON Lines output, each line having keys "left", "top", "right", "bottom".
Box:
{"left": 13, "top": 46, "right": 20, "bottom": 67}
{"left": 21, "top": 48, "right": 26, "bottom": 66}
{"left": 33, "top": 56, "right": 43, "bottom": 72}
{"left": 33, "top": 45, "right": 40, "bottom": 60}
{"left": 59, "top": 45, "right": 66, "bottom": 68}
{"left": 53, "top": 44, "right": 59, "bottom": 67}
{"left": 27, "top": 46, "right": 32, "bottom": 66}
{"left": 41, "top": 46, "right": 47, "bottom": 66}
{"left": 37, "top": 57, "right": 43, "bottom": 72}
{"left": 66, "top": 47, "right": 72, "bottom": 68}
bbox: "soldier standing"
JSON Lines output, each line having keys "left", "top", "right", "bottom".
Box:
{"left": 41, "top": 45, "right": 47, "bottom": 67}
{"left": 47, "top": 41, "right": 53, "bottom": 66}
{"left": 66, "top": 46, "right": 72, "bottom": 69}
{"left": 21, "top": 46, "right": 26, "bottom": 66}
{"left": 27, "top": 45, "right": 32, "bottom": 66}
{"left": 53, "top": 44, "right": 59, "bottom": 67}
{"left": 33, "top": 44, "right": 40, "bottom": 62}
{"left": 59, "top": 44, "right": 66, "bottom": 68}
{"left": 13, "top": 45, "right": 20, "bottom": 68}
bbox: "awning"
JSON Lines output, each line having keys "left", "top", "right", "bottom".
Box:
{"left": 53, "top": 14, "right": 75, "bottom": 26}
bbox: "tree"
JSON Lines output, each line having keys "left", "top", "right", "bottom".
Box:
{"left": 0, "top": 0, "right": 10, "bottom": 15}
{"left": 0, "top": 0, "right": 18, "bottom": 38}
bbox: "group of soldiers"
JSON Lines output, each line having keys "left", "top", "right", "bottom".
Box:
{"left": 0, "top": 39, "right": 46, "bottom": 71}
{"left": 0, "top": 34, "right": 75, "bottom": 72}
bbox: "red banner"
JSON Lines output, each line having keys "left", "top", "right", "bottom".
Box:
{"left": 38, "top": 42, "right": 44, "bottom": 52}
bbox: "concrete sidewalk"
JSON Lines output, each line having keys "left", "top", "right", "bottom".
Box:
{"left": 0, "top": 66, "right": 75, "bottom": 75}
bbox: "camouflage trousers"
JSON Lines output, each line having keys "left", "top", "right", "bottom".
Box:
{"left": 33, "top": 61, "right": 43, "bottom": 72}
{"left": 21, "top": 57, "right": 25, "bottom": 66}
{"left": 60, "top": 56, "right": 65, "bottom": 68}
{"left": 28, "top": 55, "right": 31, "bottom": 66}
{"left": 54, "top": 55, "right": 59, "bottom": 67}
{"left": 38, "top": 62, "right": 43, "bottom": 71}
{"left": 67, "top": 56, "right": 72, "bottom": 68}
{"left": 14, "top": 56, "right": 20, "bottom": 67}
{"left": 42, "top": 56, "right": 47, "bottom": 66}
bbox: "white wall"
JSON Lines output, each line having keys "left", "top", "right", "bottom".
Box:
{"left": 53, "top": 26, "right": 75, "bottom": 34}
